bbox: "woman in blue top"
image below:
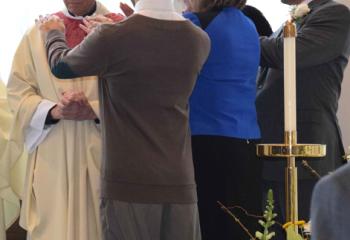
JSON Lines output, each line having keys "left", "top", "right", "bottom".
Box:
{"left": 184, "top": 0, "right": 262, "bottom": 239}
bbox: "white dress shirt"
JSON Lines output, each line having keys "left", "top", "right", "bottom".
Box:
{"left": 135, "top": 0, "right": 186, "bottom": 20}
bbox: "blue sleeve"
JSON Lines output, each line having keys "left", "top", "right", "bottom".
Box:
{"left": 183, "top": 12, "right": 202, "bottom": 28}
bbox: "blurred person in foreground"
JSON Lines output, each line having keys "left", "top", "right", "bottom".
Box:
{"left": 311, "top": 162, "right": 350, "bottom": 240}
{"left": 6, "top": 0, "right": 123, "bottom": 239}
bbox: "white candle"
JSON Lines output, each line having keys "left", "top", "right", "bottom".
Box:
{"left": 284, "top": 23, "right": 297, "bottom": 132}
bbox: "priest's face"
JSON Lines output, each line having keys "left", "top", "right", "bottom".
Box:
{"left": 64, "top": 0, "right": 96, "bottom": 16}
{"left": 281, "top": 0, "right": 304, "bottom": 5}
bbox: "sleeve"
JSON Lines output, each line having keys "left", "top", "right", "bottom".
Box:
{"left": 24, "top": 99, "right": 56, "bottom": 153}
{"left": 46, "top": 24, "right": 112, "bottom": 79}
{"left": 6, "top": 28, "right": 47, "bottom": 205}
{"left": 7, "top": 29, "right": 45, "bottom": 150}
{"left": 260, "top": 4, "right": 350, "bottom": 70}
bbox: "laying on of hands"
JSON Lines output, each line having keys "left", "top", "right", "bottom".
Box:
{"left": 79, "top": 15, "right": 115, "bottom": 34}
{"left": 37, "top": 15, "right": 65, "bottom": 33}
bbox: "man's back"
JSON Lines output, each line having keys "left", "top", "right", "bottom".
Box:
{"left": 97, "top": 15, "right": 210, "bottom": 203}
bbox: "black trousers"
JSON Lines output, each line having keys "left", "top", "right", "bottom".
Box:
{"left": 192, "top": 135, "right": 262, "bottom": 240}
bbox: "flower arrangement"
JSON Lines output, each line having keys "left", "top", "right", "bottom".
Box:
{"left": 290, "top": 3, "right": 311, "bottom": 23}
{"left": 219, "top": 189, "right": 310, "bottom": 240}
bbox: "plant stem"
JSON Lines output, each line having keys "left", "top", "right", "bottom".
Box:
{"left": 217, "top": 201, "right": 256, "bottom": 240}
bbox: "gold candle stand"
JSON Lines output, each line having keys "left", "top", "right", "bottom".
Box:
{"left": 257, "top": 21, "right": 326, "bottom": 235}
{"left": 257, "top": 131, "right": 326, "bottom": 233}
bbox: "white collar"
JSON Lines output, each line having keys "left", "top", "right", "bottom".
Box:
{"left": 134, "top": 0, "right": 185, "bottom": 20}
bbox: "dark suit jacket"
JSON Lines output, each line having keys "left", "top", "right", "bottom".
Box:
{"left": 256, "top": 0, "right": 350, "bottom": 180}
{"left": 311, "top": 162, "right": 350, "bottom": 240}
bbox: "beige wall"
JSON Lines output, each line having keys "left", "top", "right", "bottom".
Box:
{"left": 337, "top": 0, "right": 350, "bottom": 153}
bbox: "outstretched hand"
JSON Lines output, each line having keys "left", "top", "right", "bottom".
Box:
{"left": 79, "top": 15, "right": 114, "bottom": 34}
{"left": 36, "top": 15, "right": 65, "bottom": 34}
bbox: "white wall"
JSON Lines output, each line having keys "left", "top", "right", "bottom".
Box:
{"left": 247, "top": 0, "right": 290, "bottom": 30}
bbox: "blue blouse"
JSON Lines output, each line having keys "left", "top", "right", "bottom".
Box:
{"left": 184, "top": 7, "right": 261, "bottom": 139}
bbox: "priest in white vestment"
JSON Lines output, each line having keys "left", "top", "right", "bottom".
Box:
{"left": 6, "top": 1, "right": 123, "bottom": 240}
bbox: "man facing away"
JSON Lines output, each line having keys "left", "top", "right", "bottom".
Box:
{"left": 6, "top": 1, "right": 123, "bottom": 239}
{"left": 256, "top": 0, "right": 350, "bottom": 239}
{"left": 37, "top": 0, "right": 210, "bottom": 239}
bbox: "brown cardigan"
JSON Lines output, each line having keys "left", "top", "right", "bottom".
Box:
{"left": 46, "top": 14, "right": 210, "bottom": 203}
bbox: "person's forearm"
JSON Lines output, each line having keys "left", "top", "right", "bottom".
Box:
{"left": 46, "top": 30, "right": 78, "bottom": 79}
{"left": 45, "top": 25, "right": 108, "bottom": 79}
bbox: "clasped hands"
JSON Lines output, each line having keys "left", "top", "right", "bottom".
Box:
{"left": 51, "top": 90, "right": 97, "bottom": 121}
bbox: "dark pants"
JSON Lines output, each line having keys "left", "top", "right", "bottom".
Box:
{"left": 192, "top": 135, "right": 262, "bottom": 240}
{"left": 262, "top": 179, "right": 317, "bottom": 240}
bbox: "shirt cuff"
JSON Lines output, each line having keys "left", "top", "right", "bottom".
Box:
{"left": 25, "top": 99, "right": 56, "bottom": 153}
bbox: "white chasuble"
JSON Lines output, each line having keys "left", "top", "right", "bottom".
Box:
{"left": 5, "top": 3, "right": 119, "bottom": 239}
